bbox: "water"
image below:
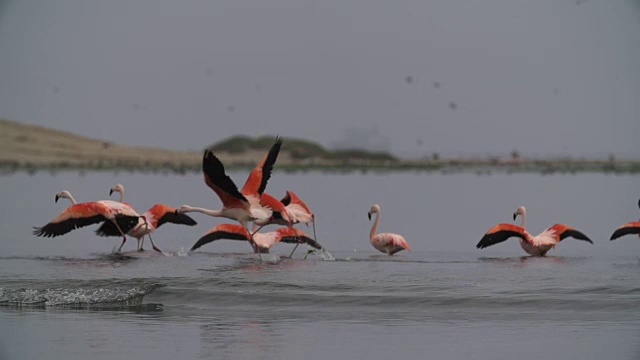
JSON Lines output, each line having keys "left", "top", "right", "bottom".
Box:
{"left": 1, "top": 172, "right": 639, "bottom": 359}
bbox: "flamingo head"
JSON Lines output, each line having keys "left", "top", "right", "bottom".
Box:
{"left": 109, "top": 183, "right": 124, "bottom": 196}
{"left": 368, "top": 204, "right": 381, "bottom": 220}
{"left": 513, "top": 206, "right": 526, "bottom": 221}
{"left": 637, "top": 198, "right": 640, "bottom": 209}
{"left": 55, "top": 190, "right": 73, "bottom": 203}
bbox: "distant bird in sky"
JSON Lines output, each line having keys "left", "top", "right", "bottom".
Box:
{"left": 610, "top": 199, "right": 640, "bottom": 241}
{"left": 477, "top": 206, "right": 592, "bottom": 256}
{"left": 96, "top": 184, "right": 197, "bottom": 252}
{"left": 33, "top": 190, "right": 142, "bottom": 253}
{"left": 190, "top": 223, "right": 322, "bottom": 255}
{"left": 367, "top": 204, "right": 411, "bottom": 255}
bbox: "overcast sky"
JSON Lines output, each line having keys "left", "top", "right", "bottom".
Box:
{"left": 0, "top": 0, "right": 638, "bottom": 158}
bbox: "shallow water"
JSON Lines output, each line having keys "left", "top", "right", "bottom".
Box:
{"left": 1, "top": 172, "right": 639, "bottom": 359}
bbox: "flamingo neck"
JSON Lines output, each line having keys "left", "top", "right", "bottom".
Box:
{"left": 185, "top": 206, "right": 224, "bottom": 218}
{"left": 117, "top": 191, "right": 124, "bottom": 203}
{"left": 519, "top": 209, "right": 527, "bottom": 228}
{"left": 370, "top": 211, "right": 380, "bottom": 241}
{"left": 67, "top": 193, "right": 78, "bottom": 205}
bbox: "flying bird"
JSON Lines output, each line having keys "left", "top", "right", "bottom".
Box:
{"left": 253, "top": 190, "right": 317, "bottom": 258}
{"left": 190, "top": 223, "right": 322, "bottom": 254}
{"left": 367, "top": 204, "right": 411, "bottom": 255}
{"left": 98, "top": 184, "right": 197, "bottom": 252}
{"left": 177, "top": 136, "right": 283, "bottom": 226}
{"left": 610, "top": 199, "right": 640, "bottom": 241}
{"left": 177, "top": 136, "right": 283, "bottom": 255}
{"left": 33, "top": 190, "right": 142, "bottom": 253}
{"left": 477, "top": 206, "right": 592, "bottom": 256}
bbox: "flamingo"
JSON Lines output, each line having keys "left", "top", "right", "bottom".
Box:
{"left": 96, "top": 184, "right": 198, "bottom": 252}
{"left": 254, "top": 190, "right": 316, "bottom": 257}
{"left": 367, "top": 204, "right": 411, "bottom": 255}
{"left": 610, "top": 199, "right": 640, "bottom": 241}
{"left": 477, "top": 206, "right": 593, "bottom": 256}
{"left": 33, "top": 191, "right": 142, "bottom": 253}
{"left": 189, "top": 223, "right": 322, "bottom": 254}
{"left": 176, "top": 137, "right": 283, "bottom": 255}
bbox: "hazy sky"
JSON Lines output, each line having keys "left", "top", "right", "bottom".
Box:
{"left": 0, "top": 0, "right": 638, "bottom": 158}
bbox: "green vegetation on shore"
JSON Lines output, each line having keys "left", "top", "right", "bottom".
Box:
{"left": 1, "top": 118, "right": 639, "bottom": 176}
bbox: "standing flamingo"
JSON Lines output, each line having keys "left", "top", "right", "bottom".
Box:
{"left": 176, "top": 136, "right": 283, "bottom": 256}
{"left": 367, "top": 204, "right": 411, "bottom": 255}
{"left": 33, "top": 191, "right": 142, "bottom": 253}
{"left": 477, "top": 206, "right": 592, "bottom": 256}
{"left": 101, "top": 184, "right": 197, "bottom": 252}
{"left": 189, "top": 223, "right": 322, "bottom": 254}
{"left": 610, "top": 199, "right": 640, "bottom": 241}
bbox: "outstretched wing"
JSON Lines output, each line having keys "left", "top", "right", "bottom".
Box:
{"left": 202, "top": 150, "right": 249, "bottom": 208}
{"left": 241, "top": 136, "right": 283, "bottom": 196}
{"left": 95, "top": 216, "right": 145, "bottom": 237}
{"left": 476, "top": 223, "right": 529, "bottom": 249}
{"left": 610, "top": 221, "right": 640, "bottom": 240}
{"left": 276, "top": 228, "right": 323, "bottom": 250}
{"left": 190, "top": 224, "right": 250, "bottom": 251}
{"left": 156, "top": 212, "right": 197, "bottom": 228}
{"left": 33, "top": 202, "right": 128, "bottom": 238}
{"left": 547, "top": 224, "right": 593, "bottom": 243}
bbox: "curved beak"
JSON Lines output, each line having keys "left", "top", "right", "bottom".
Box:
{"left": 367, "top": 212, "right": 372, "bottom": 221}
{"left": 109, "top": 189, "right": 114, "bottom": 196}
{"left": 55, "top": 194, "right": 60, "bottom": 203}
{"left": 512, "top": 213, "right": 517, "bottom": 221}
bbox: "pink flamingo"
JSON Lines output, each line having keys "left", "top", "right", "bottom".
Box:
{"left": 367, "top": 204, "right": 411, "bottom": 255}
{"left": 33, "top": 190, "right": 142, "bottom": 253}
{"left": 190, "top": 223, "right": 322, "bottom": 254}
{"left": 177, "top": 137, "right": 283, "bottom": 256}
{"left": 254, "top": 190, "right": 316, "bottom": 257}
{"left": 610, "top": 199, "right": 640, "bottom": 241}
{"left": 95, "top": 184, "right": 197, "bottom": 252}
{"left": 477, "top": 206, "right": 592, "bottom": 256}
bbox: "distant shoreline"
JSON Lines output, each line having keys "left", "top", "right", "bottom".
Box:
{"left": 1, "top": 118, "right": 639, "bottom": 175}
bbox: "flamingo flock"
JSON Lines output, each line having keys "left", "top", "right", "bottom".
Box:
{"left": 32, "top": 136, "right": 638, "bottom": 258}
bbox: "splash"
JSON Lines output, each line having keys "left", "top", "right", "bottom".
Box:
{"left": 176, "top": 247, "right": 189, "bottom": 257}
{"left": 0, "top": 283, "right": 161, "bottom": 307}
{"left": 303, "top": 248, "right": 335, "bottom": 261}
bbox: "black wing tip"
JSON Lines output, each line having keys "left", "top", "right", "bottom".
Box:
{"left": 476, "top": 235, "right": 490, "bottom": 249}
{"left": 610, "top": 226, "right": 640, "bottom": 241}
{"left": 563, "top": 229, "right": 593, "bottom": 244}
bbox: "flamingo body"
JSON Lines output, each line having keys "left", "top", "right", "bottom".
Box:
{"left": 177, "top": 138, "right": 283, "bottom": 227}
{"left": 253, "top": 192, "right": 293, "bottom": 227}
{"left": 367, "top": 204, "right": 411, "bottom": 255}
{"left": 97, "top": 203, "right": 197, "bottom": 239}
{"left": 477, "top": 207, "right": 592, "bottom": 256}
{"left": 33, "top": 201, "right": 139, "bottom": 238}
{"left": 371, "top": 232, "right": 411, "bottom": 255}
{"left": 190, "top": 223, "right": 321, "bottom": 254}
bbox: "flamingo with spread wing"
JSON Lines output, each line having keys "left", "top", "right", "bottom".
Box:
{"left": 477, "top": 206, "right": 592, "bottom": 256}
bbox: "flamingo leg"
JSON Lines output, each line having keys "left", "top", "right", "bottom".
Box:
{"left": 251, "top": 224, "right": 265, "bottom": 237}
{"left": 146, "top": 232, "right": 162, "bottom": 253}
{"left": 288, "top": 243, "right": 300, "bottom": 258}
{"left": 112, "top": 219, "right": 129, "bottom": 253}
{"left": 289, "top": 219, "right": 316, "bottom": 259}
{"left": 250, "top": 230, "right": 263, "bottom": 261}
{"left": 138, "top": 237, "right": 145, "bottom": 251}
